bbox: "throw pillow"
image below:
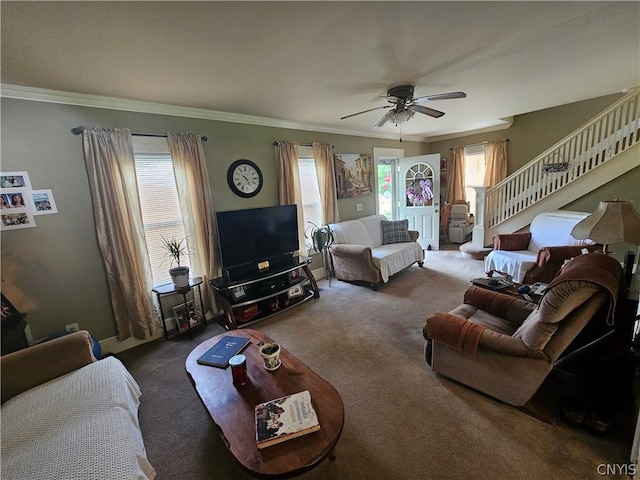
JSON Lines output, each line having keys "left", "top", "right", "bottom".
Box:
{"left": 382, "top": 219, "right": 411, "bottom": 245}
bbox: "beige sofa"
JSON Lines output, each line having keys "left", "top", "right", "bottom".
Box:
{"left": 423, "top": 253, "right": 623, "bottom": 406}
{"left": 1, "top": 331, "right": 155, "bottom": 480}
{"left": 329, "top": 214, "right": 424, "bottom": 290}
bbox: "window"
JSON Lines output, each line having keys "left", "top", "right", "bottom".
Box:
{"left": 297, "top": 156, "right": 323, "bottom": 236}
{"left": 133, "top": 139, "right": 188, "bottom": 287}
{"left": 464, "top": 145, "right": 486, "bottom": 215}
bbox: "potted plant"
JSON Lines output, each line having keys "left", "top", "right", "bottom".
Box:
{"left": 304, "top": 222, "right": 334, "bottom": 253}
{"left": 305, "top": 222, "right": 335, "bottom": 284}
{"left": 162, "top": 235, "right": 190, "bottom": 288}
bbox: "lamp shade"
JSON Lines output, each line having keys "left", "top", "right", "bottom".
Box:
{"left": 571, "top": 200, "right": 640, "bottom": 247}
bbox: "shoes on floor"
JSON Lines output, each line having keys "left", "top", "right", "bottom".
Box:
{"left": 584, "top": 404, "right": 613, "bottom": 434}
{"left": 561, "top": 397, "right": 586, "bottom": 427}
{"left": 561, "top": 397, "right": 613, "bottom": 434}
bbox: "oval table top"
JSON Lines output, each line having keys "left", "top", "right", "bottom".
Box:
{"left": 185, "top": 329, "right": 344, "bottom": 478}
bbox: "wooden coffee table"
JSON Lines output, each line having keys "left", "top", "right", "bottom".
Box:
{"left": 185, "top": 329, "right": 344, "bottom": 478}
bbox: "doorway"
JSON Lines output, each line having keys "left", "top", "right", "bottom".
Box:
{"left": 373, "top": 147, "right": 404, "bottom": 220}
{"left": 398, "top": 154, "right": 441, "bottom": 250}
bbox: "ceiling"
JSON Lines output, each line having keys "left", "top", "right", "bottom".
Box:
{"left": 2, "top": 1, "right": 639, "bottom": 142}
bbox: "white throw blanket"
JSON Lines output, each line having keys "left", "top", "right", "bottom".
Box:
{"left": 1, "top": 357, "right": 155, "bottom": 480}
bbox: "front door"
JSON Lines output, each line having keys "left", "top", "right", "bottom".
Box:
{"left": 398, "top": 154, "right": 441, "bottom": 250}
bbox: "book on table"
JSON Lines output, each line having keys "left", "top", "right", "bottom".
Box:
{"left": 255, "top": 390, "right": 320, "bottom": 449}
{"left": 471, "top": 276, "right": 514, "bottom": 291}
{"left": 196, "top": 335, "right": 251, "bottom": 368}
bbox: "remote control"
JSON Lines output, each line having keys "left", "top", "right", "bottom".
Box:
{"left": 522, "top": 293, "right": 533, "bottom": 302}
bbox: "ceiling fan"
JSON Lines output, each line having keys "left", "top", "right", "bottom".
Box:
{"left": 340, "top": 85, "right": 466, "bottom": 127}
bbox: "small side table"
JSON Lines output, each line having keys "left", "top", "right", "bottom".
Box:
{"left": 153, "top": 277, "right": 206, "bottom": 339}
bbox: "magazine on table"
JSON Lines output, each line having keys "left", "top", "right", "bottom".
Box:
{"left": 255, "top": 390, "right": 320, "bottom": 449}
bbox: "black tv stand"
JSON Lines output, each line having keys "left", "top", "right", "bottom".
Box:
{"left": 209, "top": 257, "right": 319, "bottom": 330}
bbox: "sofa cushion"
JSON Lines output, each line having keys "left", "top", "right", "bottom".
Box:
{"left": 381, "top": 219, "right": 411, "bottom": 244}
{"left": 358, "top": 214, "right": 387, "bottom": 247}
{"left": 331, "top": 219, "right": 374, "bottom": 248}
{"left": 370, "top": 242, "right": 423, "bottom": 282}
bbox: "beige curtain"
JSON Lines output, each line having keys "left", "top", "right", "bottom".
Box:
{"left": 167, "top": 134, "right": 216, "bottom": 312}
{"left": 311, "top": 142, "right": 340, "bottom": 224}
{"left": 447, "top": 146, "right": 466, "bottom": 203}
{"left": 82, "top": 127, "right": 159, "bottom": 341}
{"left": 484, "top": 139, "right": 508, "bottom": 187}
{"left": 275, "top": 141, "right": 305, "bottom": 253}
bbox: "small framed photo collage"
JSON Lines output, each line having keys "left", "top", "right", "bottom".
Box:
{"left": 0, "top": 172, "right": 58, "bottom": 231}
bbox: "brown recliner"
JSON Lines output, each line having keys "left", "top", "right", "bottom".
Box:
{"left": 423, "top": 253, "right": 623, "bottom": 406}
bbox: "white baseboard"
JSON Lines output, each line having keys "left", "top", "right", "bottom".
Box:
{"left": 99, "top": 313, "right": 216, "bottom": 355}
{"left": 311, "top": 266, "right": 326, "bottom": 280}
{"left": 99, "top": 331, "right": 163, "bottom": 355}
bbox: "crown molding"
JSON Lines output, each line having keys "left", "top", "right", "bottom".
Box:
{"left": 425, "top": 117, "right": 514, "bottom": 143}
{"left": 1, "top": 84, "right": 429, "bottom": 143}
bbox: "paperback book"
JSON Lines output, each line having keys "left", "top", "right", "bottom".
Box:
{"left": 255, "top": 390, "right": 320, "bottom": 449}
{"left": 196, "top": 335, "right": 251, "bottom": 368}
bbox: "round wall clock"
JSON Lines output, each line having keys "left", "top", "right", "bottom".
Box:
{"left": 227, "top": 159, "right": 263, "bottom": 198}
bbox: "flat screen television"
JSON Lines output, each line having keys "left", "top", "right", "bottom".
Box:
{"left": 216, "top": 205, "right": 299, "bottom": 282}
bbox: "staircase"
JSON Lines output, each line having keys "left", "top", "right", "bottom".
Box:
{"left": 471, "top": 87, "right": 640, "bottom": 249}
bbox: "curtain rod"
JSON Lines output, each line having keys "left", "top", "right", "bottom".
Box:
{"left": 71, "top": 126, "right": 207, "bottom": 142}
{"left": 449, "top": 138, "right": 509, "bottom": 150}
{"left": 273, "top": 141, "right": 335, "bottom": 148}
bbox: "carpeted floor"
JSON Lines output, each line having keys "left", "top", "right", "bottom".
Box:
{"left": 118, "top": 249, "right": 635, "bottom": 479}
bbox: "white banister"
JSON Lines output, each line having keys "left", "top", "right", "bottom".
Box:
{"left": 471, "top": 187, "right": 487, "bottom": 248}
{"left": 473, "top": 87, "right": 640, "bottom": 247}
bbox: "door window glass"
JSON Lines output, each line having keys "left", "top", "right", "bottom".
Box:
{"left": 405, "top": 162, "right": 434, "bottom": 206}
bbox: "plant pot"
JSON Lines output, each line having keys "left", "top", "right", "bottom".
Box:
{"left": 169, "top": 266, "right": 190, "bottom": 288}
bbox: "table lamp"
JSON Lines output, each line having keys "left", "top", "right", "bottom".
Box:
{"left": 571, "top": 199, "right": 640, "bottom": 254}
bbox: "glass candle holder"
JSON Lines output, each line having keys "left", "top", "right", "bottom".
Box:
{"left": 229, "top": 354, "right": 248, "bottom": 387}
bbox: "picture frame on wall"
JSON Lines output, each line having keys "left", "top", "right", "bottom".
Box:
{"left": 0, "top": 172, "right": 32, "bottom": 190}
{"left": 333, "top": 153, "right": 373, "bottom": 198}
{"left": 0, "top": 211, "right": 36, "bottom": 231}
{"left": 0, "top": 186, "right": 36, "bottom": 230}
{"left": 1, "top": 189, "right": 29, "bottom": 210}
{"left": 30, "top": 189, "right": 58, "bottom": 215}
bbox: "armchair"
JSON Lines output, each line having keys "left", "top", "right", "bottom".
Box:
{"left": 423, "top": 253, "right": 623, "bottom": 406}
{"left": 485, "top": 210, "right": 598, "bottom": 283}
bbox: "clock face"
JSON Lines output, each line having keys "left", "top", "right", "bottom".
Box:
{"left": 227, "top": 159, "right": 263, "bottom": 198}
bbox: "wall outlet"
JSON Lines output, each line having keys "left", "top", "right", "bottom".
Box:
{"left": 356, "top": 203, "right": 363, "bottom": 212}
{"left": 65, "top": 323, "right": 80, "bottom": 333}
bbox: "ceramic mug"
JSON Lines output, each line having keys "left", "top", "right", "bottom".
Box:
{"left": 259, "top": 342, "right": 281, "bottom": 371}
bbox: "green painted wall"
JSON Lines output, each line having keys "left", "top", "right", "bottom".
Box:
{"left": 428, "top": 92, "right": 625, "bottom": 174}
{"left": 0, "top": 98, "right": 427, "bottom": 341}
{"left": 427, "top": 92, "right": 639, "bottom": 257}
{"left": 2, "top": 93, "right": 637, "bottom": 342}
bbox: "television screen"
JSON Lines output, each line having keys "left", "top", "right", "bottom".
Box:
{"left": 216, "top": 205, "right": 299, "bottom": 277}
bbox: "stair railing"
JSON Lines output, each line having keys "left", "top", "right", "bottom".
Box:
{"left": 480, "top": 87, "right": 639, "bottom": 232}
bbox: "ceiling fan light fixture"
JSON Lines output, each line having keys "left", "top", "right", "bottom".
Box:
{"left": 391, "top": 109, "right": 414, "bottom": 124}
{"left": 341, "top": 84, "right": 466, "bottom": 127}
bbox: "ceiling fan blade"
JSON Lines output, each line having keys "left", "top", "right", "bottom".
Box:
{"left": 408, "top": 104, "right": 445, "bottom": 118}
{"left": 414, "top": 91, "right": 467, "bottom": 102}
{"left": 374, "top": 110, "right": 396, "bottom": 128}
{"left": 340, "top": 105, "right": 391, "bottom": 120}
